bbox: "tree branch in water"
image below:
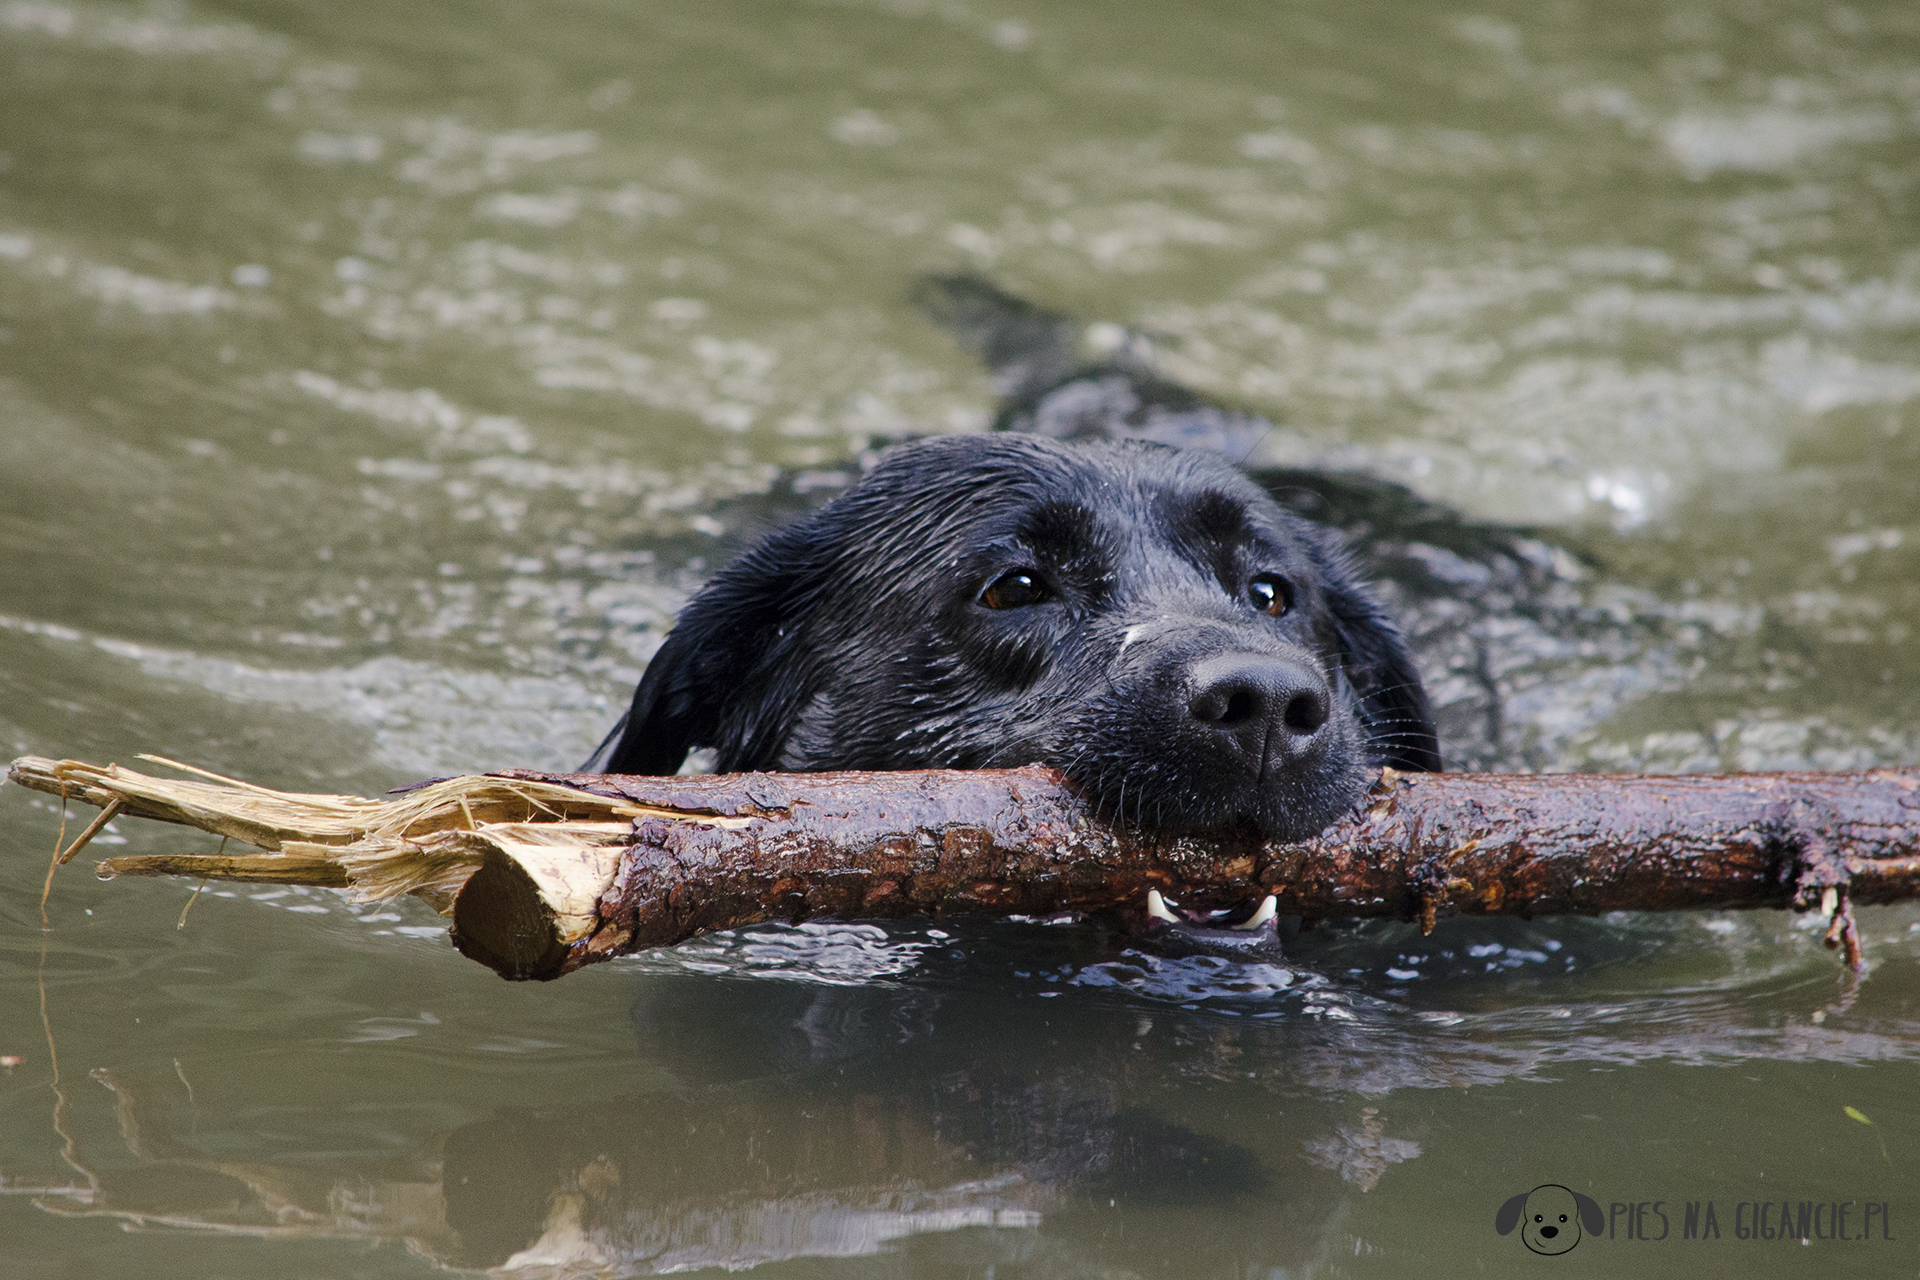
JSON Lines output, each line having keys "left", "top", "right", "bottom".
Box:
{"left": 9, "top": 755, "right": 1918, "bottom": 980}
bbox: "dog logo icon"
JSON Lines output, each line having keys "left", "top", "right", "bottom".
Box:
{"left": 1495, "top": 1184, "right": 1604, "bottom": 1255}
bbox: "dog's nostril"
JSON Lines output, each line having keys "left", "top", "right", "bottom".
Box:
{"left": 1282, "top": 689, "right": 1328, "bottom": 733}
{"left": 1188, "top": 684, "right": 1261, "bottom": 726}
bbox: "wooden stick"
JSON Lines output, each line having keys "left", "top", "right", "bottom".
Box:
{"left": 463, "top": 764, "right": 1920, "bottom": 979}
{"left": 9, "top": 755, "right": 1919, "bottom": 981}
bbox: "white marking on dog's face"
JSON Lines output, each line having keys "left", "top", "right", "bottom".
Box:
{"left": 1117, "top": 624, "right": 1146, "bottom": 655}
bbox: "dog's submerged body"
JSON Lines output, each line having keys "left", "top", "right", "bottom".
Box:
{"left": 593, "top": 432, "right": 1437, "bottom": 841}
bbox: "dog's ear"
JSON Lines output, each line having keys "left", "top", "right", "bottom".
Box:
{"left": 589, "top": 524, "right": 835, "bottom": 776}
{"left": 1573, "top": 1191, "right": 1604, "bottom": 1234}
{"left": 1494, "top": 1192, "right": 1528, "bottom": 1236}
{"left": 589, "top": 623, "right": 712, "bottom": 775}
{"left": 579, "top": 712, "right": 630, "bottom": 773}
{"left": 1321, "top": 565, "right": 1442, "bottom": 772}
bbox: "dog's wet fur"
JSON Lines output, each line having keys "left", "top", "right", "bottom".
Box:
{"left": 592, "top": 422, "right": 1439, "bottom": 840}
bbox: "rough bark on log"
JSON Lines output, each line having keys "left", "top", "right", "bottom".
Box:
{"left": 468, "top": 764, "right": 1920, "bottom": 979}
{"left": 9, "top": 756, "right": 1920, "bottom": 981}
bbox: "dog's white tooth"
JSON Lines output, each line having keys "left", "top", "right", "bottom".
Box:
{"left": 1146, "top": 888, "right": 1180, "bottom": 923}
{"left": 1230, "top": 895, "right": 1278, "bottom": 931}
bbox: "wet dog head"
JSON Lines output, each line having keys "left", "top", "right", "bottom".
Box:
{"left": 596, "top": 435, "right": 1438, "bottom": 839}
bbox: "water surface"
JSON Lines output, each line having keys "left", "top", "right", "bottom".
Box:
{"left": 2, "top": 1, "right": 1917, "bottom": 1276}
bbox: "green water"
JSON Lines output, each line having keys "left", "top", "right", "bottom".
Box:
{"left": 2, "top": 1, "right": 1916, "bottom": 1276}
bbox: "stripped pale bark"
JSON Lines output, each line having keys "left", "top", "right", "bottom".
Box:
{"left": 10, "top": 755, "right": 1919, "bottom": 980}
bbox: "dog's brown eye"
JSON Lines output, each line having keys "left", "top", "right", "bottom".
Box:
{"left": 980, "top": 569, "right": 1048, "bottom": 610}
{"left": 1248, "top": 573, "right": 1292, "bottom": 617}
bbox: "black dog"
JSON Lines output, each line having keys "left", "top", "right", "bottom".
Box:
{"left": 589, "top": 431, "right": 1437, "bottom": 841}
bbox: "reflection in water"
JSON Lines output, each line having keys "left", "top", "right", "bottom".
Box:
{"left": 13, "top": 913, "right": 1916, "bottom": 1275}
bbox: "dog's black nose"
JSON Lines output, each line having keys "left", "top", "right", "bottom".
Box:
{"left": 1187, "top": 655, "right": 1330, "bottom": 758}
{"left": 1540, "top": 1226, "right": 1558, "bottom": 1238}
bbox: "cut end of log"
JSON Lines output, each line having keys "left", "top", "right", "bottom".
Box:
{"left": 444, "top": 829, "right": 630, "bottom": 980}
{"left": 449, "top": 849, "right": 579, "bottom": 981}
